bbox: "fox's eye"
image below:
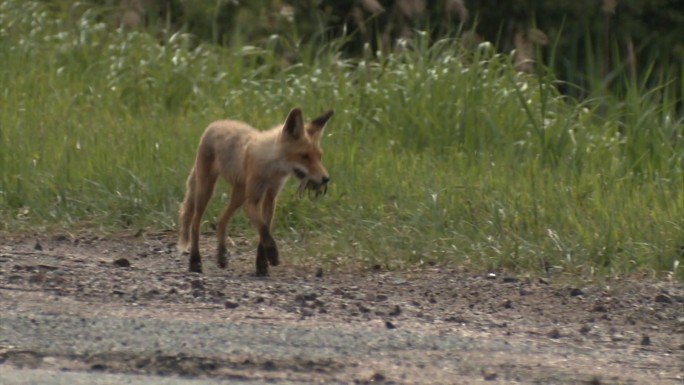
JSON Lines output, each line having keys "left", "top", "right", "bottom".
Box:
{"left": 301, "top": 154, "right": 311, "bottom": 161}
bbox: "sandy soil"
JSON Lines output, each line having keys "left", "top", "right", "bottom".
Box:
{"left": 1, "top": 231, "right": 682, "bottom": 384}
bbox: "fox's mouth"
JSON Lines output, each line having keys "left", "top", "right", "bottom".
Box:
{"left": 293, "top": 168, "right": 307, "bottom": 180}
{"left": 296, "top": 177, "right": 328, "bottom": 198}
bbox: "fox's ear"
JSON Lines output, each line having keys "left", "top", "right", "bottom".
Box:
{"left": 308, "top": 109, "right": 334, "bottom": 137}
{"left": 283, "top": 108, "right": 305, "bottom": 140}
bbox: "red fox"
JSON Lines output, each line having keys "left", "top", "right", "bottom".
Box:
{"left": 178, "top": 108, "right": 334, "bottom": 276}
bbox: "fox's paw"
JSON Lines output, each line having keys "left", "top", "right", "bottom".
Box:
{"left": 256, "top": 244, "right": 271, "bottom": 277}
{"left": 189, "top": 251, "right": 203, "bottom": 273}
{"left": 266, "top": 245, "right": 279, "bottom": 266}
{"left": 217, "top": 247, "right": 229, "bottom": 269}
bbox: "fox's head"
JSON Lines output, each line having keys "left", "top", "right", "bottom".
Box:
{"left": 281, "top": 108, "right": 333, "bottom": 196}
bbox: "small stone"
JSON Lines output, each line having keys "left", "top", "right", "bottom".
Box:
{"left": 376, "top": 294, "right": 388, "bottom": 301}
{"left": 654, "top": 294, "right": 673, "bottom": 304}
{"left": 113, "top": 258, "right": 130, "bottom": 268}
{"left": 315, "top": 267, "right": 324, "bottom": 278}
{"left": 570, "top": 288, "right": 584, "bottom": 296}
{"left": 34, "top": 240, "right": 42, "bottom": 251}
{"left": 384, "top": 321, "right": 396, "bottom": 329}
{"left": 640, "top": 335, "right": 651, "bottom": 346}
{"left": 486, "top": 272, "right": 497, "bottom": 280}
{"left": 224, "top": 300, "right": 239, "bottom": 309}
{"left": 28, "top": 271, "right": 46, "bottom": 284}
{"left": 519, "top": 287, "right": 533, "bottom": 296}
{"left": 579, "top": 324, "right": 591, "bottom": 335}
{"left": 388, "top": 305, "right": 402, "bottom": 316}
{"left": 548, "top": 328, "right": 561, "bottom": 339}
{"left": 445, "top": 315, "right": 467, "bottom": 323}
{"left": 482, "top": 369, "right": 497, "bottom": 381}
{"left": 592, "top": 303, "right": 607, "bottom": 312}
{"left": 503, "top": 276, "right": 518, "bottom": 283}
{"left": 295, "top": 292, "right": 317, "bottom": 302}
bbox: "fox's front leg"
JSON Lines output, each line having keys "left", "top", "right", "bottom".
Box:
{"left": 244, "top": 195, "right": 278, "bottom": 277}
{"left": 261, "top": 189, "right": 280, "bottom": 267}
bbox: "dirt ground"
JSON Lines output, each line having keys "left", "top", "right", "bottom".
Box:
{"left": 1, "top": 231, "right": 683, "bottom": 384}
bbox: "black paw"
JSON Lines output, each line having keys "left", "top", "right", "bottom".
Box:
{"left": 256, "top": 244, "right": 270, "bottom": 277}
{"left": 263, "top": 243, "right": 279, "bottom": 266}
{"left": 189, "top": 251, "right": 203, "bottom": 273}
{"left": 217, "top": 247, "right": 228, "bottom": 269}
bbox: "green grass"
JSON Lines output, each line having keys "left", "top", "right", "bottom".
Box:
{"left": 1, "top": 1, "right": 682, "bottom": 279}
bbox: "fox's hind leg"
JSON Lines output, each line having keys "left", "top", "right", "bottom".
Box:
{"left": 178, "top": 167, "right": 197, "bottom": 253}
{"left": 189, "top": 151, "right": 218, "bottom": 273}
{"left": 216, "top": 183, "right": 245, "bottom": 269}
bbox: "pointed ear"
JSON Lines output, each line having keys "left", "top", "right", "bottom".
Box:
{"left": 283, "top": 108, "right": 304, "bottom": 140}
{"left": 307, "top": 109, "right": 334, "bottom": 137}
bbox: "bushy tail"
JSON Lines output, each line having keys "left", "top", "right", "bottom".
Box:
{"left": 178, "top": 167, "right": 196, "bottom": 252}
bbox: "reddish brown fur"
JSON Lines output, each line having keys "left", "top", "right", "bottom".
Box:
{"left": 178, "top": 108, "right": 333, "bottom": 276}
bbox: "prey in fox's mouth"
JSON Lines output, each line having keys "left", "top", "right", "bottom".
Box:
{"left": 295, "top": 175, "right": 328, "bottom": 198}
{"left": 293, "top": 167, "right": 329, "bottom": 198}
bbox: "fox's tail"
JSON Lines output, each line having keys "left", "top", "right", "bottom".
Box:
{"left": 178, "top": 167, "right": 197, "bottom": 252}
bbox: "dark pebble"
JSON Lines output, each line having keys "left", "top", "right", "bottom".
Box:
{"left": 482, "top": 370, "right": 497, "bottom": 381}
{"left": 113, "top": 258, "right": 131, "bottom": 268}
{"left": 654, "top": 294, "right": 672, "bottom": 304}
{"left": 570, "top": 288, "right": 584, "bottom": 296}
{"left": 548, "top": 328, "right": 561, "bottom": 339}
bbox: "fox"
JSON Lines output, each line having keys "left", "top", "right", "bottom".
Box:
{"left": 178, "top": 108, "right": 334, "bottom": 276}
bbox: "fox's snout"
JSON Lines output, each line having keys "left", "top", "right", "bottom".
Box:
{"left": 293, "top": 166, "right": 329, "bottom": 184}
{"left": 306, "top": 175, "right": 329, "bottom": 197}
{"left": 294, "top": 168, "right": 330, "bottom": 197}
{"left": 312, "top": 175, "right": 330, "bottom": 190}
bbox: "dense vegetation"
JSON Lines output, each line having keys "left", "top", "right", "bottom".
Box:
{"left": 1, "top": 1, "right": 682, "bottom": 279}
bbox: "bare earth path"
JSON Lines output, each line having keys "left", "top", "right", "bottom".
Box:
{"left": 1, "top": 232, "right": 682, "bottom": 384}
